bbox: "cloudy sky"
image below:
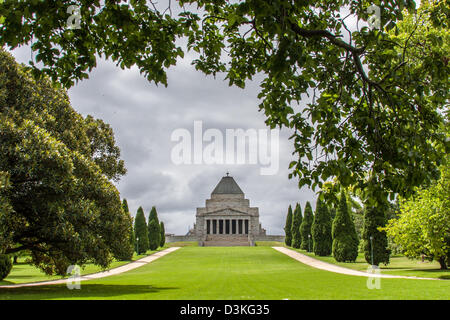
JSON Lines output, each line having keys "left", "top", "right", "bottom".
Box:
{"left": 9, "top": 1, "right": 393, "bottom": 235}
{"left": 10, "top": 43, "right": 318, "bottom": 236}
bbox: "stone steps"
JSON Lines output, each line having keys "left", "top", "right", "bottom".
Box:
{"left": 206, "top": 235, "right": 249, "bottom": 241}
{"left": 203, "top": 240, "right": 250, "bottom": 247}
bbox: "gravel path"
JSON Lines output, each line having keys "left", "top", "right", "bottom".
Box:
{"left": 273, "top": 247, "right": 440, "bottom": 281}
{"left": 0, "top": 247, "right": 181, "bottom": 288}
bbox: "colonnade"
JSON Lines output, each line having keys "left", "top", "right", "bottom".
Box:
{"left": 206, "top": 219, "right": 249, "bottom": 235}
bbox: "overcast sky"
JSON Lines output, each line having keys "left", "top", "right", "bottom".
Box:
{"left": 10, "top": 43, "right": 319, "bottom": 235}
{"left": 8, "top": 1, "right": 396, "bottom": 235}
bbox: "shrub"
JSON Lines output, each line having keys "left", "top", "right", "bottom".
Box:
{"left": 0, "top": 254, "right": 12, "bottom": 280}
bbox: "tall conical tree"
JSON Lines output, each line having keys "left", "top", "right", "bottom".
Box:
{"left": 149, "top": 206, "right": 159, "bottom": 224}
{"left": 312, "top": 198, "right": 332, "bottom": 256}
{"left": 300, "top": 201, "right": 314, "bottom": 251}
{"left": 122, "top": 198, "right": 129, "bottom": 214}
{"left": 160, "top": 221, "right": 166, "bottom": 247}
{"left": 148, "top": 219, "right": 160, "bottom": 251}
{"left": 362, "top": 205, "right": 390, "bottom": 266}
{"left": 134, "top": 206, "right": 149, "bottom": 254}
{"left": 148, "top": 206, "right": 161, "bottom": 250}
{"left": 291, "top": 203, "right": 302, "bottom": 248}
{"left": 284, "top": 205, "right": 293, "bottom": 246}
{"left": 332, "top": 191, "right": 359, "bottom": 262}
{"left": 122, "top": 199, "right": 135, "bottom": 253}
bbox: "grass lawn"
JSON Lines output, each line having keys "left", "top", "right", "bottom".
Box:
{"left": 0, "top": 247, "right": 449, "bottom": 300}
{"left": 289, "top": 248, "right": 449, "bottom": 280}
{"left": 0, "top": 248, "right": 164, "bottom": 286}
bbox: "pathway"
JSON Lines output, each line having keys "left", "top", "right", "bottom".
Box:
{"left": 273, "top": 247, "right": 440, "bottom": 280}
{"left": 0, "top": 247, "right": 181, "bottom": 288}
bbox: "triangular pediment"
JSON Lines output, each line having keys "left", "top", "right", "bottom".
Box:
{"left": 205, "top": 207, "right": 248, "bottom": 216}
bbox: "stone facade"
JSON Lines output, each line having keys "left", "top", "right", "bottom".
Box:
{"left": 166, "top": 174, "right": 284, "bottom": 246}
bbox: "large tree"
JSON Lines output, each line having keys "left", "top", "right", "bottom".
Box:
{"left": 383, "top": 157, "right": 450, "bottom": 269}
{"left": 312, "top": 199, "right": 332, "bottom": 256}
{"left": 0, "top": 1, "right": 447, "bottom": 205}
{"left": 332, "top": 191, "right": 359, "bottom": 262}
{"left": 284, "top": 205, "right": 293, "bottom": 246}
{"left": 300, "top": 201, "right": 314, "bottom": 251}
{"left": 0, "top": 49, "right": 130, "bottom": 275}
{"left": 134, "top": 207, "right": 149, "bottom": 255}
{"left": 291, "top": 203, "right": 302, "bottom": 249}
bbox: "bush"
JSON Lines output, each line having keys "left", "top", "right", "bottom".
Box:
{"left": 0, "top": 254, "right": 12, "bottom": 280}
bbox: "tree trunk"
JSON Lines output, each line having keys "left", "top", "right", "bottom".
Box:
{"left": 438, "top": 256, "right": 448, "bottom": 270}
{"left": 13, "top": 255, "right": 18, "bottom": 264}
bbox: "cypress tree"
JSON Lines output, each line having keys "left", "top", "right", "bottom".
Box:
{"left": 284, "top": 205, "right": 293, "bottom": 246}
{"left": 311, "top": 198, "right": 332, "bottom": 256}
{"left": 122, "top": 198, "right": 129, "bottom": 215}
{"left": 148, "top": 206, "right": 161, "bottom": 249}
{"left": 291, "top": 203, "right": 302, "bottom": 248}
{"left": 134, "top": 206, "right": 149, "bottom": 254}
{"left": 160, "top": 221, "right": 166, "bottom": 247}
{"left": 122, "top": 199, "right": 135, "bottom": 253}
{"left": 332, "top": 191, "right": 359, "bottom": 262}
{"left": 300, "top": 201, "right": 314, "bottom": 251}
{"left": 362, "top": 205, "right": 390, "bottom": 266}
{"left": 148, "top": 219, "right": 160, "bottom": 251}
{"left": 149, "top": 206, "right": 159, "bottom": 224}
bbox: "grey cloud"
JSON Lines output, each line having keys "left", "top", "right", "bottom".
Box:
{"left": 10, "top": 45, "right": 317, "bottom": 236}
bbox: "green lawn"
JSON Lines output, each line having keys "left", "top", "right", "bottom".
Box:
{"left": 289, "top": 248, "right": 449, "bottom": 280}
{"left": 0, "top": 247, "right": 449, "bottom": 300}
{"left": 0, "top": 249, "right": 163, "bottom": 286}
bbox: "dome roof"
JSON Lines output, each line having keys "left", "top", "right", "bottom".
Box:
{"left": 211, "top": 175, "right": 244, "bottom": 195}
